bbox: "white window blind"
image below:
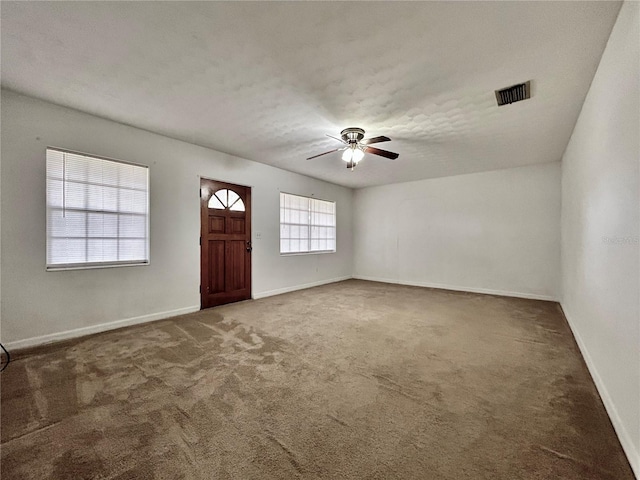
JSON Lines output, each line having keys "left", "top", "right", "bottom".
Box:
{"left": 46, "top": 148, "right": 149, "bottom": 270}
{"left": 280, "top": 192, "right": 336, "bottom": 254}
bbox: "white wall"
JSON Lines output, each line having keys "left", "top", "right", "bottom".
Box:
{"left": 0, "top": 90, "right": 353, "bottom": 348}
{"left": 353, "top": 162, "right": 561, "bottom": 300}
{"left": 560, "top": 1, "right": 639, "bottom": 475}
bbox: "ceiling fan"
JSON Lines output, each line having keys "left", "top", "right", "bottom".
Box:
{"left": 307, "top": 127, "right": 399, "bottom": 170}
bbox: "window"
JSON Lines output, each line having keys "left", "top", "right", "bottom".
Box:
{"left": 208, "top": 189, "right": 245, "bottom": 211}
{"left": 280, "top": 192, "right": 336, "bottom": 254}
{"left": 46, "top": 148, "right": 149, "bottom": 270}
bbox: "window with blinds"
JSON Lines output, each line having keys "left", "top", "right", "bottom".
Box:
{"left": 46, "top": 148, "right": 150, "bottom": 270}
{"left": 280, "top": 192, "right": 336, "bottom": 254}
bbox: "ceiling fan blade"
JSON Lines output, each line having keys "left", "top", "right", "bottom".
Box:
{"left": 306, "top": 148, "right": 342, "bottom": 160}
{"left": 365, "top": 146, "right": 399, "bottom": 160}
{"left": 360, "top": 136, "right": 391, "bottom": 145}
{"left": 326, "top": 134, "right": 347, "bottom": 144}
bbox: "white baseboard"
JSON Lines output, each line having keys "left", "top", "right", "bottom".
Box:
{"left": 352, "top": 275, "right": 557, "bottom": 302}
{"left": 253, "top": 276, "right": 352, "bottom": 300}
{"left": 8, "top": 276, "right": 352, "bottom": 349}
{"left": 560, "top": 304, "right": 639, "bottom": 478}
{"left": 5, "top": 305, "right": 201, "bottom": 351}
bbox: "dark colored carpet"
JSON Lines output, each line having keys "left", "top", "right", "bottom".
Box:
{"left": 1, "top": 280, "right": 634, "bottom": 479}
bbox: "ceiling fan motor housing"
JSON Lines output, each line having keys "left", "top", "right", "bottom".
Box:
{"left": 341, "top": 127, "right": 365, "bottom": 144}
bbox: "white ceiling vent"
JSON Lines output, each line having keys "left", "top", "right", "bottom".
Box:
{"left": 495, "top": 81, "right": 531, "bottom": 106}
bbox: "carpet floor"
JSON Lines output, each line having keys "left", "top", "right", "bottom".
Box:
{"left": 1, "top": 280, "right": 634, "bottom": 479}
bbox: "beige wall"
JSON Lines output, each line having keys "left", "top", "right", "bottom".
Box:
{"left": 353, "top": 162, "right": 561, "bottom": 300}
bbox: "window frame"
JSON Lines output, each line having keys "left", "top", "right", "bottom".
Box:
{"left": 45, "top": 147, "right": 150, "bottom": 271}
{"left": 279, "top": 192, "right": 336, "bottom": 256}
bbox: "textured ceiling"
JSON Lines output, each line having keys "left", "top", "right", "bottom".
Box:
{"left": 1, "top": 1, "right": 621, "bottom": 188}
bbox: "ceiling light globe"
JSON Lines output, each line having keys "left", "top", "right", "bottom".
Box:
{"left": 342, "top": 149, "right": 353, "bottom": 162}
{"left": 353, "top": 148, "right": 365, "bottom": 163}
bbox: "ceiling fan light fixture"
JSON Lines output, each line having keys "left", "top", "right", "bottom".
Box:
{"left": 343, "top": 145, "right": 364, "bottom": 164}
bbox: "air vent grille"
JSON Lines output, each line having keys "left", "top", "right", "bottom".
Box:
{"left": 495, "top": 81, "right": 531, "bottom": 106}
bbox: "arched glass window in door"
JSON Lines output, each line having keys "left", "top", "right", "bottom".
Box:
{"left": 208, "top": 188, "right": 245, "bottom": 212}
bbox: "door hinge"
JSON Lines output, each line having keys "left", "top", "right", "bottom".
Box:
{"left": 199, "top": 285, "right": 201, "bottom": 294}
{"left": 199, "top": 236, "right": 201, "bottom": 246}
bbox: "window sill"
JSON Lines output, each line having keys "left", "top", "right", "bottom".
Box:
{"left": 280, "top": 250, "right": 336, "bottom": 257}
{"left": 46, "top": 261, "right": 150, "bottom": 271}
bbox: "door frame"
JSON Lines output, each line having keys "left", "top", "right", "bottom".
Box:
{"left": 199, "top": 176, "right": 252, "bottom": 309}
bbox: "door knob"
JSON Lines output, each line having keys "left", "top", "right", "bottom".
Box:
{"left": 246, "top": 241, "right": 252, "bottom": 253}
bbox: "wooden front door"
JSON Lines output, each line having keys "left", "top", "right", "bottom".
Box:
{"left": 200, "top": 178, "right": 251, "bottom": 308}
